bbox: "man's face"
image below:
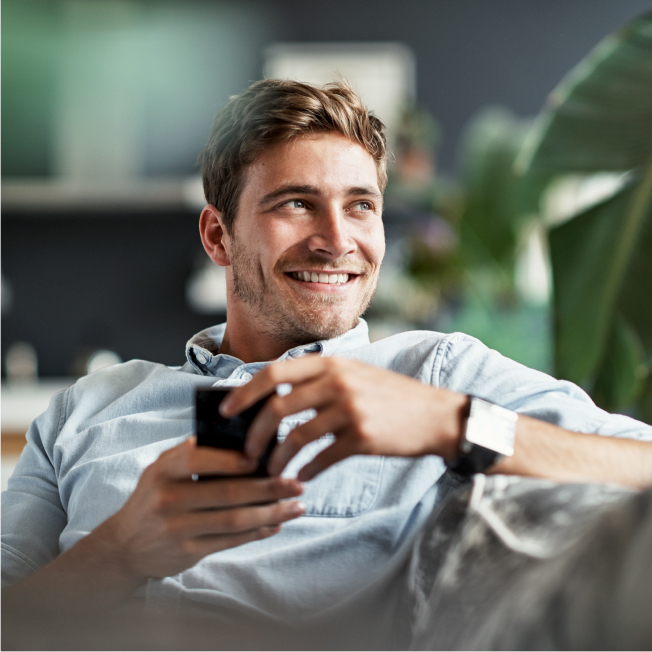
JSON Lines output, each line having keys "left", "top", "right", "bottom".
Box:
{"left": 225, "top": 133, "right": 385, "bottom": 345}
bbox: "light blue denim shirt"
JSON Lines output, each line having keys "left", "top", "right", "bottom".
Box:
{"left": 3, "top": 319, "right": 651, "bottom": 647}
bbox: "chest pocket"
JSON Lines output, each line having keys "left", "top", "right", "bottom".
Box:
{"left": 278, "top": 414, "right": 384, "bottom": 517}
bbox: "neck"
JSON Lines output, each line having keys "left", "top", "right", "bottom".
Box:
{"left": 217, "top": 322, "right": 304, "bottom": 363}
{"left": 219, "top": 296, "right": 321, "bottom": 362}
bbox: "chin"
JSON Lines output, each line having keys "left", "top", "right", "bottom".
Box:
{"left": 270, "top": 303, "right": 361, "bottom": 346}
{"left": 285, "top": 282, "right": 377, "bottom": 344}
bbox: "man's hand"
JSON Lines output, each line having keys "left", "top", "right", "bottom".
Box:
{"left": 3, "top": 437, "right": 304, "bottom": 611}
{"left": 100, "top": 437, "right": 305, "bottom": 580}
{"left": 220, "top": 356, "right": 652, "bottom": 491}
{"left": 220, "top": 356, "right": 468, "bottom": 481}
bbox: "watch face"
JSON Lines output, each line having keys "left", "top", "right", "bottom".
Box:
{"left": 465, "top": 398, "right": 517, "bottom": 457}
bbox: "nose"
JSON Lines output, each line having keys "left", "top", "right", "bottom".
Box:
{"left": 307, "top": 206, "right": 357, "bottom": 259}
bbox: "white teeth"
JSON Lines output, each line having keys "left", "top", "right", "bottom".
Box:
{"left": 292, "top": 272, "right": 351, "bottom": 284}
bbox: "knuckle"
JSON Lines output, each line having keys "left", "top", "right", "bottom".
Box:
{"left": 324, "top": 356, "right": 341, "bottom": 371}
{"left": 332, "top": 372, "right": 353, "bottom": 394}
{"left": 342, "top": 397, "right": 359, "bottom": 419}
{"left": 266, "top": 365, "right": 282, "bottom": 384}
{"left": 276, "top": 502, "right": 290, "bottom": 518}
{"left": 159, "top": 516, "right": 177, "bottom": 538}
{"left": 222, "top": 510, "right": 243, "bottom": 531}
{"left": 179, "top": 450, "right": 197, "bottom": 474}
{"left": 151, "top": 488, "right": 173, "bottom": 514}
{"left": 268, "top": 396, "right": 285, "bottom": 421}
{"left": 180, "top": 539, "right": 198, "bottom": 558}
{"left": 219, "top": 481, "right": 238, "bottom": 505}
{"left": 145, "top": 463, "right": 166, "bottom": 485}
{"left": 286, "top": 428, "right": 308, "bottom": 448}
{"left": 270, "top": 477, "right": 289, "bottom": 494}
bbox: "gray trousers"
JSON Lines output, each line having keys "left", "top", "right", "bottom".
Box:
{"left": 406, "top": 474, "right": 652, "bottom": 650}
{"left": 4, "top": 475, "right": 651, "bottom": 650}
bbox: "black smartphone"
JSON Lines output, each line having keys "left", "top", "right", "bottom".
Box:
{"left": 195, "top": 387, "right": 277, "bottom": 477}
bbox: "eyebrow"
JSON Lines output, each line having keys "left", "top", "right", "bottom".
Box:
{"left": 258, "top": 184, "right": 382, "bottom": 206}
{"left": 258, "top": 185, "right": 319, "bottom": 206}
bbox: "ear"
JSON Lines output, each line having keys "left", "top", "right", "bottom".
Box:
{"left": 199, "top": 205, "right": 231, "bottom": 266}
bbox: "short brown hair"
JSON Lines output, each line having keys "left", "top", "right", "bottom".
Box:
{"left": 199, "top": 79, "right": 387, "bottom": 234}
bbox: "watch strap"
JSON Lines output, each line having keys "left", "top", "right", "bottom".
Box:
{"left": 447, "top": 441, "right": 503, "bottom": 475}
{"left": 447, "top": 396, "right": 517, "bottom": 475}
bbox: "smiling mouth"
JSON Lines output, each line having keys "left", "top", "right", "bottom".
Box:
{"left": 287, "top": 271, "right": 353, "bottom": 285}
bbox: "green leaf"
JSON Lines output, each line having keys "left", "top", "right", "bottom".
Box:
{"left": 636, "top": 374, "right": 652, "bottom": 424}
{"left": 549, "top": 178, "right": 651, "bottom": 383}
{"left": 517, "top": 11, "right": 652, "bottom": 419}
{"left": 615, "top": 168, "right": 652, "bottom": 358}
{"left": 459, "top": 107, "right": 550, "bottom": 278}
{"left": 517, "top": 12, "right": 652, "bottom": 173}
{"left": 592, "top": 315, "right": 646, "bottom": 411}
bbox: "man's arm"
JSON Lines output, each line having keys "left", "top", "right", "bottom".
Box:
{"left": 492, "top": 414, "right": 652, "bottom": 488}
{"left": 2, "top": 438, "right": 304, "bottom": 612}
{"left": 221, "top": 356, "right": 652, "bottom": 490}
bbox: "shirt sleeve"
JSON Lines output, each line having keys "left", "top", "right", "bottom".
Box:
{"left": 434, "top": 332, "right": 652, "bottom": 443}
{"left": 1, "top": 389, "right": 69, "bottom": 587}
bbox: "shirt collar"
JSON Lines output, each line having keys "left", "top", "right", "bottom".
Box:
{"left": 185, "top": 318, "right": 370, "bottom": 377}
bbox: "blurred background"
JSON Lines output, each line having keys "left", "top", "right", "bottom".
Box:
{"left": 3, "top": 0, "right": 652, "bottom": 485}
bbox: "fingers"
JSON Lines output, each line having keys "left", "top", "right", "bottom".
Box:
{"left": 154, "top": 438, "right": 258, "bottom": 481}
{"left": 220, "top": 355, "right": 327, "bottom": 417}
{"left": 245, "top": 374, "right": 340, "bottom": 459}
{"left": 267, "top": 406, "right": 349, "bottom": 476}
{"left": 174, "top": 497, "right": 306, "bottom": 538}
{"left": 296, "top": 439, "right": 355, "bottom": 481}
{"left": 158, "top": 476, "right": 303, "bottom": 512}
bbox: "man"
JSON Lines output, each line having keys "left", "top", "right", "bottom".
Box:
{"left": 3, "top": 80, "right": 652, "bottom": 648}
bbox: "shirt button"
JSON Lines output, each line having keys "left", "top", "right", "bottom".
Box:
{"left": 242, "top": 373, "right": 252, "bottom": 381}
{"left": 196, "top": 352, "right": 208, "bottom": 364}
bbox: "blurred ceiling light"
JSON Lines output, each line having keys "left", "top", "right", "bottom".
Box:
{"left": 264, "top": 42, "right": 416, "bottom": 145}
{"left": 186, "top": 258, "right": 228, "bottom": 314}
{"left": 5, "top": 342, "right": 38, "bottom": 384}
{"left": 182, "top": 176, "right": 207, "bottom": 210}
{"left": 86, "top": 350, "right": 122, "bottom": 375}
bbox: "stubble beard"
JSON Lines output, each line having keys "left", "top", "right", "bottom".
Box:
{"left": 229, "top": 236, "right": 378, "bottom": 346}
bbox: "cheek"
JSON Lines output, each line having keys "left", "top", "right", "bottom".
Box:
{"left": 249, "top": 220, "right": 300, "bottom": 273}
{"left": 266, "top": 219, "right": 309, "bottom": 255}
{"left": 359, "top": 223, "right": 386, "bottom": 266}
{"left": 239, "top": 223, "right": 279, "bottom": 256}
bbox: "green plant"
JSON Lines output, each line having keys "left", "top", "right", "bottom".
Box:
{"left": 517, "top": 12, "right": 652, "bottom": 420}
{"left": 458, "top": 107, "right": 547, "bottom": 295}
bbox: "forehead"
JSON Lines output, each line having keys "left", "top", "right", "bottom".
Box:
{"left": 241, "top": 133, "right": 381, "bottom": 197}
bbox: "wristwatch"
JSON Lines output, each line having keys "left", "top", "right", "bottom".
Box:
{"left": 447, "top": 396, "right": 518, "bottom": 475}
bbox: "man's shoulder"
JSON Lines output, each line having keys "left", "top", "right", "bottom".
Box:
{"left": 338, "top": 329, "right": 480, "bottom": 381}
{"left": 73, "top": 358, "right": 196, "bottom": 389}
{"left": 63, "top": 358, "right": 206, "bottom": 422}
